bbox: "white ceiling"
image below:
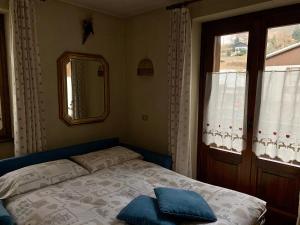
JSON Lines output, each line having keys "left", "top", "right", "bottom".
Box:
{"left": 59, "top": 0, "right": 179, "bottom": 18}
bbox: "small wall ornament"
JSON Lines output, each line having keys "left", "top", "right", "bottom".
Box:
{"left": 82, "top": 18, "right": 94, "bottom": 44}
{"left": 137, "top": 58, "right": 154, "bottom": 76}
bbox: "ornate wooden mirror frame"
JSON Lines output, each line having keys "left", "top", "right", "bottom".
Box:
{"left": 57, "top": 52, "right": 110, "bottom": 126}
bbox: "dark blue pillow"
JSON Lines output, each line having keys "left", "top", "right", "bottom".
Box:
{"left": 154, "top": 187, "right": 217, "bottom": 222}
{"left": 0, "top": 200, "right": 14, "bottom": 225}
{"left": 117, "top": 195, "right": 177, "bottom": 225}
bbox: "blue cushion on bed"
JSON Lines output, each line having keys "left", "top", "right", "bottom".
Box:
{"left": 154, "top": 187, "right": 217, "bottom": 222}
{"left": 0, "top": 200, "right": 14, "bottom": 225}
{"left": 117, "top": 195, "right": 176, "bottom": 225}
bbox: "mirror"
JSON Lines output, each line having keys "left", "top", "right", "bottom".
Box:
{"left": 57, "top": 52, "right": 109, "bottom": 126}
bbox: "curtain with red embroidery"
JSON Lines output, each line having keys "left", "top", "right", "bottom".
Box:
{"left": 203, "top": 72, "right": 247, "bottom": 153}
{"left": 253, "top": 70, "right": 300, "bottom": 165}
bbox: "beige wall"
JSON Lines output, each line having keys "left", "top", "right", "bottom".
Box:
{"left": 0, "top": 142, "right": 13, "bottom": 159}
{"left": 35, "top": 0, "right": 127, "bottom": 149}
{"left": 0, "top": 0, "right": 7, "bottom": 12}
{"left": 190, "top": 0, "right": 269, "bottom": 18}
{"left": 123, "top": 9, "right": 169, "bottom": 154}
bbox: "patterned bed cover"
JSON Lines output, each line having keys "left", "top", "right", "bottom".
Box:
{"left": 5, "top": 159, "right": 266, "bottom": 225}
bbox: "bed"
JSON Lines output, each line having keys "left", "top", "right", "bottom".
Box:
{"left": 0, "top": 138, "right": 266, "bottom": 225}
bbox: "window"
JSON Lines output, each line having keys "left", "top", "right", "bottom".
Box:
{"left": 199, "top": 6, "right": 300, "bottom": 224}
{"left": 201, "top": 12, "right": 300, "bottom": 166}
{"left": 0, "top": 14, "right": 11, "bottom": 142}
{"left": 214, "top": 32, "right": 249, "bottom": 72}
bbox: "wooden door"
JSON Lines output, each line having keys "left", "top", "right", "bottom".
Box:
{"left": 197, "top": 5, "right": 300, "bottom": 225}
{"left": 198, "top": 13, "right": 259, "bottom": 193}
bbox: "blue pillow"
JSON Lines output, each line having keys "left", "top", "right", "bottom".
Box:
{"left": 154, "top": 187, "right": 217, "bottom": 222}
{"left": 117, "top": 195, "right": 177, "bottom": 225}
{"left": 0, "top": 200, "right": 14, "bottom": 225}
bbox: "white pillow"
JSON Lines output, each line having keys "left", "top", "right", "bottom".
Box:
{"left": 0, "top": 159, "right": 89, "bottom": 199}
{"left": 71, "top": 146, "right": 143, "bottom": 173}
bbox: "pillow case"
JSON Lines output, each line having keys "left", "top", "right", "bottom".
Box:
{"left": 0, "top": 159, "right": 89, "bottom": 199}
{"left": 117, "top": 195, "right": 176, "bottom": 225}
{"left": 0, "top": 200, "right": 14, "bottom": 225}
{"left": 71, "top": 146, "right": 142, "bottom": 173}
{"left": 154, "top": 187, "right": 217, "bottom": 222}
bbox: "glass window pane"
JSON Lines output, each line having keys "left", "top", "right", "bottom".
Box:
{"left": 265, "top": 24, "right": 300, "bottom": 71}
{"left": 203, "top": 32, "right": 249, "bottom": 153}
{"left": 214, "top": 32, "right": 249, "bottom": 72}
{"left": 254, "top": 24, "right": 300, "bottom": 166}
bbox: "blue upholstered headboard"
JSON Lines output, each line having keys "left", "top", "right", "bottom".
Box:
{"left": 0, "top": 138, "right": 172, "bottom": 177}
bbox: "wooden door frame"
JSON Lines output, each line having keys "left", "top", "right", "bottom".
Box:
{"left": 197, "top": 12, "right": 260, "bottom": 194}
{"left": 251, "top": 5, "right": 300, "bottom": 222}
{"left": 197, "top": 4, "right": 300, "bottom": 224}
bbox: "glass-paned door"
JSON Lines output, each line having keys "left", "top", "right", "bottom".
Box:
{"left": 203, "top": 32, "right": 248, "bottom": 153}
{"left": 198, "top": 15, "right": 256, "bottom": 193}
{"left": 198, "top": 6, "right": 300, "bottom": 225}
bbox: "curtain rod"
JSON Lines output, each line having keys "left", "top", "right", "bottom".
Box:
{"left": 166, "top": 0, "right": 201, "bottom": 10}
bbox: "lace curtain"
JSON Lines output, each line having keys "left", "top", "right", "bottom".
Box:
{"left": 168, "top": 8, "right": 193, "bottom": 177}
{"left": 10, "top": 0, "right": 47, "bottom": 155}
{"left": 203, "top": 69, "right": 300, "bottom": 165}
{"left": 253, "top": 70, "right": 300, "bottom": 165}
{"left": 203, "top": 72, "right": 247, "bottom": 153}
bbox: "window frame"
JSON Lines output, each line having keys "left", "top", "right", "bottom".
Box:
{"left": 197, "top": 5, "right": 300, "bottom": 223}
{"left": 197, "top": 4, "right": 300, "bottom": 179}
{"left": 197, "top": 13, "right": 258, "bottom": 181}
{"left": 0, "top": 14, "right": 12, "bottom": 142}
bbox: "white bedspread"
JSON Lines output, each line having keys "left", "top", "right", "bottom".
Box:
{"left": 5, "top": 159, "right": 266, "bottom": 225}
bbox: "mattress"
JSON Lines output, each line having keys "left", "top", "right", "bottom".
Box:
{"left": 4, "top": 159, "right": 266, "bottom": 225}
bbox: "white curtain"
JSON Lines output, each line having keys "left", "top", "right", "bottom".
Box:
{"left": 203, "top": 72, "right": 247, "bottom": 153}
{"left": 168, "top": 8, "right": 193, "bottom": 177}
{"left": 253, "top": 70, "right": 300, "bottom": 165}
{"left": 10, "top": 0, "right": 47, "bottom": 156}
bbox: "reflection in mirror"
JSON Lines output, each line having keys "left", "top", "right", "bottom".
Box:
{"left": 58, "top": 52, "right": 109, "bottom": 126}
{"left": 66, "top": 60, "right": 105, "bottom": 119}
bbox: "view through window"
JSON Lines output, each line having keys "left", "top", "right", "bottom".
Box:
{"left": 265, "top": 24, "right": 300, "bottom": 71}
{"left": 214, "top": 32, "right": 249, "bottom": 72}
